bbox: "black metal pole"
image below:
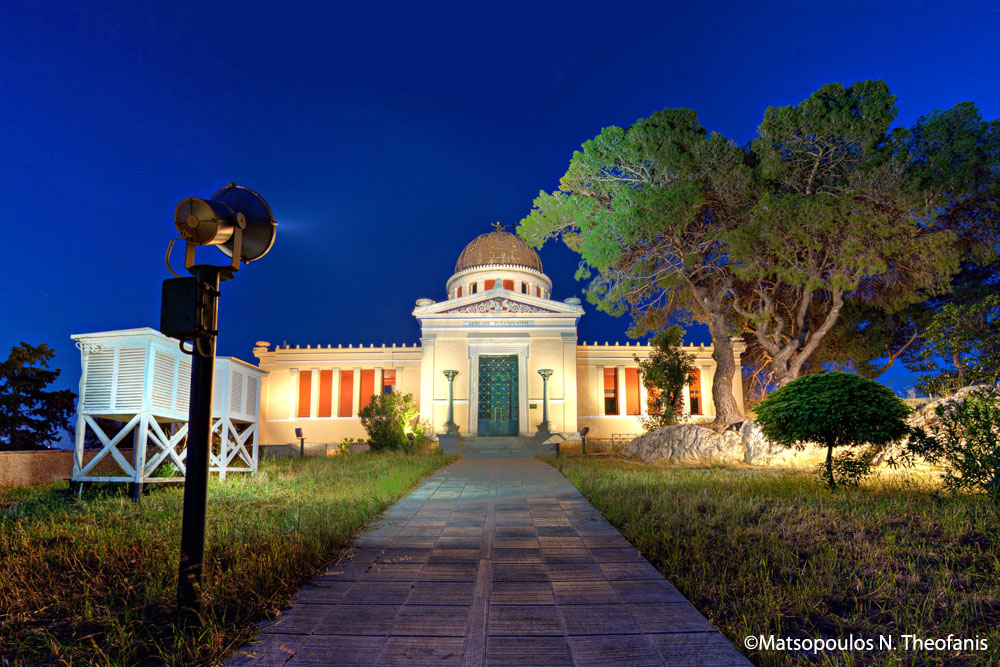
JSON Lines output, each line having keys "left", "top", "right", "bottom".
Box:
{"left": 177, "top": 266, "right": 220, "bottom": 626}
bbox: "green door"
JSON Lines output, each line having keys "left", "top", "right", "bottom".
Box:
{"left": 477, "top": 355, "right": 519, "bottom": 436}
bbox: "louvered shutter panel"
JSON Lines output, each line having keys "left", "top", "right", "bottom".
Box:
{"left": 114, "top": 347, "right": 147, "bottom": 412}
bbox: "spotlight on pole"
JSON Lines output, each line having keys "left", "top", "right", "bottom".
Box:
{"left": 160, "top": 183, "right": 276, "bottom": 628}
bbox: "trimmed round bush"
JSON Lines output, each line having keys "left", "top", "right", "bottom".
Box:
{"left": 754, "top": 372, "right": 911, "bottom": 490}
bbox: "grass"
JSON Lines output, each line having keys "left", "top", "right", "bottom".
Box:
{"left": 0, "top": 452, "right": 456, "bottom": 665}
{"left": 546, "top": 457, "right": 1000, "bottom": 666}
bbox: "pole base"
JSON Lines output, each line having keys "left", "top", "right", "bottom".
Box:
{"left": 444, "top": 421, "right": 460, "bottom": 434}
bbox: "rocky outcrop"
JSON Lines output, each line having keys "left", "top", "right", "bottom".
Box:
{"left": 621, "top": 424, "right": 744, "bottom": 464}
{"left": 739, "top": 420, "right": 827, "bottom": 466}
{"left": 905, "top": 385, "right": 989, "bottom": 430}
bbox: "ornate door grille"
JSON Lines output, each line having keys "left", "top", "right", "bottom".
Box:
{"left": 477, "top": 355, "right": 519, "bottom": 436}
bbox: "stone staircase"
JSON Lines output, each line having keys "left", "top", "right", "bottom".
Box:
{"left": 458, "top": 436, "right": 538, "bottom": 458}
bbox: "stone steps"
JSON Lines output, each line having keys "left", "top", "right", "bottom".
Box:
{"left": 459, "top": 436, "right": 537, "bottom": 458}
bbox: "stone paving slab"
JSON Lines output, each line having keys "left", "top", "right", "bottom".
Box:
{"left": 228, "top": 457, "right": 750, "bottom": 666}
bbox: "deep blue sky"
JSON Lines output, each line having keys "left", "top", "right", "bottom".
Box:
{"left": 2, "top": 0, "right": 999, "bottom": 404}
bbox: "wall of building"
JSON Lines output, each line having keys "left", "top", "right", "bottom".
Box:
{"left": 253, "top": 343, "right": 422, "bottom": 446}
{"left": 575, "top": 341, "right": 745, "bottom": 439}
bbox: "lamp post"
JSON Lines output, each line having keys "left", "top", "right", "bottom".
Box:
{"left": 537, "top": 369, "right": 554, "bottom": 433}
{"left": 161, "top": 184, "right": 276, "bottom": 627}
{"left": 442, "top": 370, "right": 460, "bottom": 434}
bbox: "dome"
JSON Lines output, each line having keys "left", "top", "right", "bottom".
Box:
{"left": 455, "top": 229, "right": 543, "bottom": 273}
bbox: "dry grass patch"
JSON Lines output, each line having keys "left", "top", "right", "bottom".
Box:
{"left": 0, "top": 453, "right": 455, "bottom": 665}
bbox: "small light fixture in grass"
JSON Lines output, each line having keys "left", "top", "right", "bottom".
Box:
{"left": 753, "top": 372, "right": 911, "bottom": 491}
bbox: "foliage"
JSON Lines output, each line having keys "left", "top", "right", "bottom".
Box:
{"left": 754, "top": 372, "right": 911, "bottom": 490}
{"left": 549, "top": 456, "right": 1000, "bottom": 667}
{"left": 411, "top": 418, "right": 435, "bottom": 447}
{"left": 0, "top": 342, "right": 76, "bottom": 451}
{"left": 0, "top": 454, "right": 455, "bottom": 665}
{"left": 907, "top": 386, "right": 1000, "bottom": 503}
{"left": 918, "top": 293, "right": 1000, "bottom": 395}
{"left": 817, "top": 448, "right": 879, "bottom": 489}
{"left": 520, "top": 80, "right": 1000, "bottom": 408}
{"left": 730, "top": 81, "right": 967, "bottom": 386}
{"left": 518, "top": 108, "right": 749, "bottom": 425}
{"left": 634, "top": 325, "right": 695, "bottom": 430}
{"left": 358, "top": 392, "right": 418, "bottom": 452}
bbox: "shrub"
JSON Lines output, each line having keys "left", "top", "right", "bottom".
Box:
{"left": 906, "top": 386, "right": 1000, "bottom": 503}
{"left": 358, "top": 393, "right": 418, "bottom": 452}
{"left": 754, "top": 372, "right": 911, "bottom": 490}
{"left": 635, "top": 325, "right": 695, "bottom": 431}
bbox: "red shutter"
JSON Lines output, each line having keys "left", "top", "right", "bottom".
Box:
{"left": 689, "top": 367, "right": 701, "bottom": 415}
{"left": 625, "top": 368, "right": 640, "bottom": 415}
{"left": 457, "top": 286, "right": 462, "bottom": 297}
{"left": 536, "top": 286, "right": 541, "bottom": 297}
{"left": 318, "top": 370, "right": 333, "bottom": 418}
{"left": 297, "top": 371, "right": 311, "bottom": 418}
{"left": 360, "top": 369, "right": 375, "bottom": 410}
{"left": 502, "top": 279, "right": 514, "bottom": 290}
{"left": 604, "top": 368, "right": 618, "bottom": 415}
{"left": 339, "top": 372, "right": 353, "bottom": 417}
{"left": 485, "top": 279, "right": 495, "bottom": 290}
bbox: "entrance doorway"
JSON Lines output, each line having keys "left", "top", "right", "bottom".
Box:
{"left": 477, "top": 355, "right": 519, "bottom": 436}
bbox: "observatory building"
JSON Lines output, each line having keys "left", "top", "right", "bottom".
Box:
{"left": 251, "top": 229, "right": 745, "bottom": 446}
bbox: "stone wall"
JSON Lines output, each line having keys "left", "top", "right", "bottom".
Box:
{"left": 0, "top": 449, "right": 136, "bottom": 488}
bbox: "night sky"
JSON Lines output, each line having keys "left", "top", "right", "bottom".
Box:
{"left": 3, "top": 1, "right": 999, "bottom": 414}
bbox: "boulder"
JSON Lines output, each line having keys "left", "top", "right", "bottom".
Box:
{"left": 739, "top": 420, "right": 827, "bottom": 466}
{"left": 621, "top": 424, "right": 743, "bottom": 464}
{"left": 905, "top": 385, "right": 990, "bottom": 430}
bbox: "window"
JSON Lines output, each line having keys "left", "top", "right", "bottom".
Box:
{"left": 297, "top": 371, "right": 312, "bottom": 418}
{"left": 338, "top": 372, "right": 353, "bottom": 417}
{"left": 457, "top": 286, "right": 462, "bottom": 298}
{"left": 383, "top": 369, "right": 396, "bottom": 395}
{"left": 521, "top": 282, "right": 528, "bottom": 294}
{"left": 625, "top": 368, "right": 641, "bottom": 415}
{"left": 689, "top": 367, "right": 701, "bottom": 415}
{"left": 536, "top": 286, "right": 542, "bottom": 297}
{"left": 485, "top": 279, "right": 495, "bottom": 290}
{"left": 604, "top": 368, "right": 619, "bottom": 415}
{"left": 318, "top": 370, "right": 333, "bottom": 418}
{"left": 502, "top": 279, "right": 514, "bottom": 290}
{"left": 471, "top": 282, "right": 478, "bottom": 294}
{"left": 360, "top": 369, "right": 375, "bottom": 410}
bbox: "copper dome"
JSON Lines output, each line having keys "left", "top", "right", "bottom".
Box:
{"left": 455, "top": 230, "right": 543, "bottom": 273}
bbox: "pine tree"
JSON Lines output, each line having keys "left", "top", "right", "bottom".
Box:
{"left": 0, "top": 343, "right": 76, "bottom": 451}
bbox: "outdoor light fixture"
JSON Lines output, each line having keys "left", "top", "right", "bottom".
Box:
{"left": 443, "top": 370, "right": 460, "bottom": 434}
{"left": 159, "top": 183, "right": 277, "bottom": 627}
{"left": 537, "top": 368, "right": 554, "bottom": 433}
{"left": 295, "top": 427, "right": 305, "bottom": 458}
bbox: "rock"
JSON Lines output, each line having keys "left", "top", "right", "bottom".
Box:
{"left": 739, "top": 420, "right": 827, "bottom": 466}
{"left": 622, "top": 424, "right": 744, "bottom": 464}
{"left": 906, "top": 385, "right": 990, "bottom": 430}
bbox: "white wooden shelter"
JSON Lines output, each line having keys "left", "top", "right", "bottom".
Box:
{"left": 70, "top": 328, "right": 266, "bottom": 492}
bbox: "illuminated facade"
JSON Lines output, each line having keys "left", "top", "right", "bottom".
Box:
{"left": 252, "top": 229, "right": 744, "bottom": 444}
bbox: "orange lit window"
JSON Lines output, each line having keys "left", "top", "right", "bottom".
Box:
{"left": 360, "top": 369, "right": 375, "bottom": 410}
{"left": 604, "top": 368, "right": 619, "bottom": 415}
{"left": 625, "top": 368, "right": 640, "bottom": 415}
{"left": 339, "top": 372, "right": 353, "bottom": 417}
{"left": 536, "top": 286, "right": 542, "bottom": 297}
{"left": 318, "top": 370, "right": 333, "bottom": 418}
{"left": 383, "top": 369, "right": 396, "bottom": 395}
{"left": 689, "top": 368, "right": 701, "bottom": 415}
{"left": 297, "top": 371, "right": 312, "bottom": 418}
{"left": 485, "top": 279, "right": 495, "bottom": 290}
{"left": 457, "top": 286, "right": 462, "bottom": 298}
{"left": 502, "top": 279, "right": 514, "bottom": 290}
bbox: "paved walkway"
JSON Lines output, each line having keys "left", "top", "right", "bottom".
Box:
{"left": 229, "top": 457, "right": 750, "bottom": 666}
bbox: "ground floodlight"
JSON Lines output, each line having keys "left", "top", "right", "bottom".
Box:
{"left": 173, "top": 183, "right": 277, "bottom": 271}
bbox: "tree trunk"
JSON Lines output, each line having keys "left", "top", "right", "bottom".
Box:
{"left": 826, "top": 444, "right": 836, "bottom": 491}
{"left": 706, "top": 312, "right": 744, "bottom": 428}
